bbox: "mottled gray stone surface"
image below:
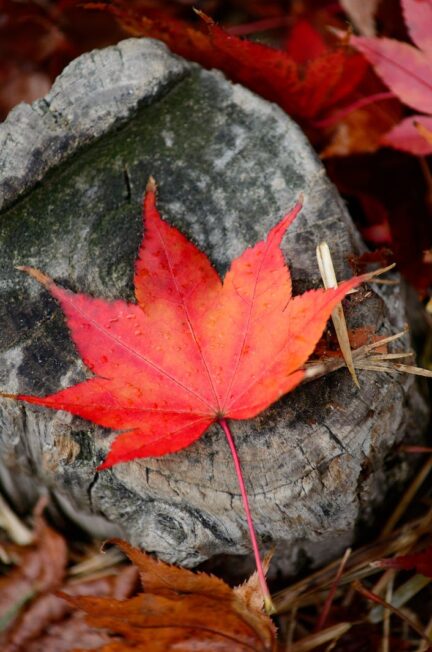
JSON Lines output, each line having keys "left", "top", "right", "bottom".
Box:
{"left": 0, "top": 38, "right": 428, "bottom": 573}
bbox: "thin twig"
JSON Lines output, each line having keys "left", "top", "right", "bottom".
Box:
{"left": 369, "top": 575, "right": 431, "bottom": 624}
{"left": 354, "top": 581, "right": 431, "bottom": 644}
{"left": 287, "top": 623, "right": 352, "bottom": 652}
{"left": 416, "top": 615, "right": 432, "bottom": 652}
{"left": 381, "top": 576, "right": 393, "bottom": 652}
{"left": 315, "top": 548, "right": 351, "bottom": 632}
{"left": 381, "top": 457, "right": 432, "bottom": 537}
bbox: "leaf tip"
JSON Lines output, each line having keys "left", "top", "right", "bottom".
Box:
{"left": 193, "top": 7, "right": 209, "bottom": 23}
{"left": 264, "top": 595, "right": 277, "bottom": 615}
{"left": 364, "top": 262, "right": 397, "bottom": 281}
{"left": 96, "top": 460, "right": 110, "bottom": 472}
{"left": 194, "top": 8, "right": 213, "bottom": 26}
{"left": 0, "top": 392, "right": 18, "bottom": 400}
{"left": 146, "top": 176, "right": 157, "bottom": 194}
{"left": 15, "top": 266, "right": 52, "bottom": 288}
{"left": 328, "top": 25, "right": 352, "bottom": 45}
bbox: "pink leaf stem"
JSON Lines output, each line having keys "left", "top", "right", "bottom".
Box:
{"left": 218, "top": 418, "right": 274, "bottom": 614}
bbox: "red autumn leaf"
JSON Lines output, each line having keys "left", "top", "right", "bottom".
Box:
{"left": 349, "top": 35, "right": 432, "bottom": 114}
{"left": 0, "top": 0, "right": 73, "bottom": 117}
{"left": 284, "top": 18, "right": 328, "bottom": 64}
{"left": 401, "top": 0, "right": 432, "bottom": 57}
{"left": 381, "top": 114, "right": 432, "bottom": 155}
{"left": 10, "top": 180, "right": 364, "bottom": 470}
{"left": 375, "top": 547, "right": 432, "bottom": 578}
{"left": 60, "top": 538, "right": 277, "bottom": 652}
{"left": 84, "top": 2, "right": 367, "bottom": 123}
{"left": 3, "top": 179, "right": 367, "bottom": 606}
{"left": 320, "top": 91, "right": 403, "bottom": 157}
{"left": 349, "top": 0, "right": 432, "bottom": 154}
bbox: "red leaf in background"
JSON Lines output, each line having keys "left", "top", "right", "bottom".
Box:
{"left": 382, "top": 115, "right": 432, "bottom": 155}
{"left": 349, "top": 35, "right": 432, "bottom": 114}
{"left": 0, "top": 0, "right": 129, "bottom": 119}
{"left": 85, "top": 2, "right": 367, "bottom": 123}
{"left": 326, "top": 151, "right": 432, "bottom": 294}
{"left": 349, "top": 0, "right": 432, "bottom": 154}
{"left": 284, "top": 18, "right": 328, "bottom": 64}
{"left": 375, "top": 546, "right": 432, "bottom": 578}
{"left": 355, "top": 194, "right": 393, "bottom": 246}
{"left": 320, "top": 93, "right": 403, "bottom": 157}
{"left": 401, "top": 0, "right": 432, "bottom": 57}
{"left": 0, "top": 0, "right": 73, "bottom": 115}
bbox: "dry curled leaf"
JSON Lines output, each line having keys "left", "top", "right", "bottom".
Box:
{"left": 0, "top": 508, "right": 68, "bottom": 644}
{"left": 61, "top": 539, "right": 277, "bottom": 652}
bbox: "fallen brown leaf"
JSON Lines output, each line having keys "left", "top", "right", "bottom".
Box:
{"left": 0, "top": 507, "right": 67, "bottom": 643}
{"left": 61, "top": 539, "right": 277, "bottom": 652}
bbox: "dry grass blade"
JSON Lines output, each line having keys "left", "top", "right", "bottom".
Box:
{"left": 382, "top": 577, "right": 394, "bottom": 652}
{"left": 315, "top": 548, "right": 351, "bottom": 631}
{"left": 0, "top": 494, "right": 34, "bottom": 546}
{"left": 353, "top": 581, "right": 432, "bottom": 644}
{"left": 368, "top": 352, "right": 413, "bottom": 360}
{"left": 305, "top": 327, "right": 432, "bottom": 382}
{"left": 381, "top": 457, "right": 432, "bottom": 537}
{"left": 274, "top": 509, "right": 432, "bottom": 613}
{"left": 317, "top": 242, "right": 359, "bottom": 386}
{"left": 285, "top": 605, "right": 298, "bottom": 651}
{"left": 416, "top": 616, "right": 432, "bottom": 652}
{"left": 354, "top": 363, "right": 401, "bottom": 373}
{"left": 304, "top": 330, "right": 409, "bottom": 380}
{"left": 368, "top": 575, "right": 431, "bottom": 624}
{"left": 69, "top": 548, "right": 125, "bottom": 578}
{"left": 391, "top": 363, "right": 432, "bottom": 377}
{"left": 286, "top": 623, "right": 352, "bottom": 652}
{"left": 402, "top": 446, "right": 432, "bottom": 453}
{"left": 339, "top": 0, "right": 379, "bottom": 36}
{"left": 360, "top": 330, "right": 409, "bottom": 352}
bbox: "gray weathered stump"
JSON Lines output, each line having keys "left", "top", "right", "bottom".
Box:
{"left": 0, "top": 39, "right": 428, "bottom": 573}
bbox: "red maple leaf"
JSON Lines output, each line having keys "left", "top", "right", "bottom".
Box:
{"left": 12, "top": 180, "right": 363, "bottom": 468}
{"left": 348, "top": 0, "right": 432, "bottom": 155}
{"left": 3, "top": 179, "right": 366, "bottom": 609}
{"left": 83, "top": 2, "right": 367, "bottom": 124}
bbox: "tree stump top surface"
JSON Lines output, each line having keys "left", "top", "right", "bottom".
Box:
{"left": 0, "top": 38, "right": 427, "bottom": 571}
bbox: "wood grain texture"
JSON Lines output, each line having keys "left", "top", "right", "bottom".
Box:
{"left": 0, "top": 38, "right": 428, "bottom": 574}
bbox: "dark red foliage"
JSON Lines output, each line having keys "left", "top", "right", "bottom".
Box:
{"left": 376, "top": 546, "right": 432, "bottom": 578}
